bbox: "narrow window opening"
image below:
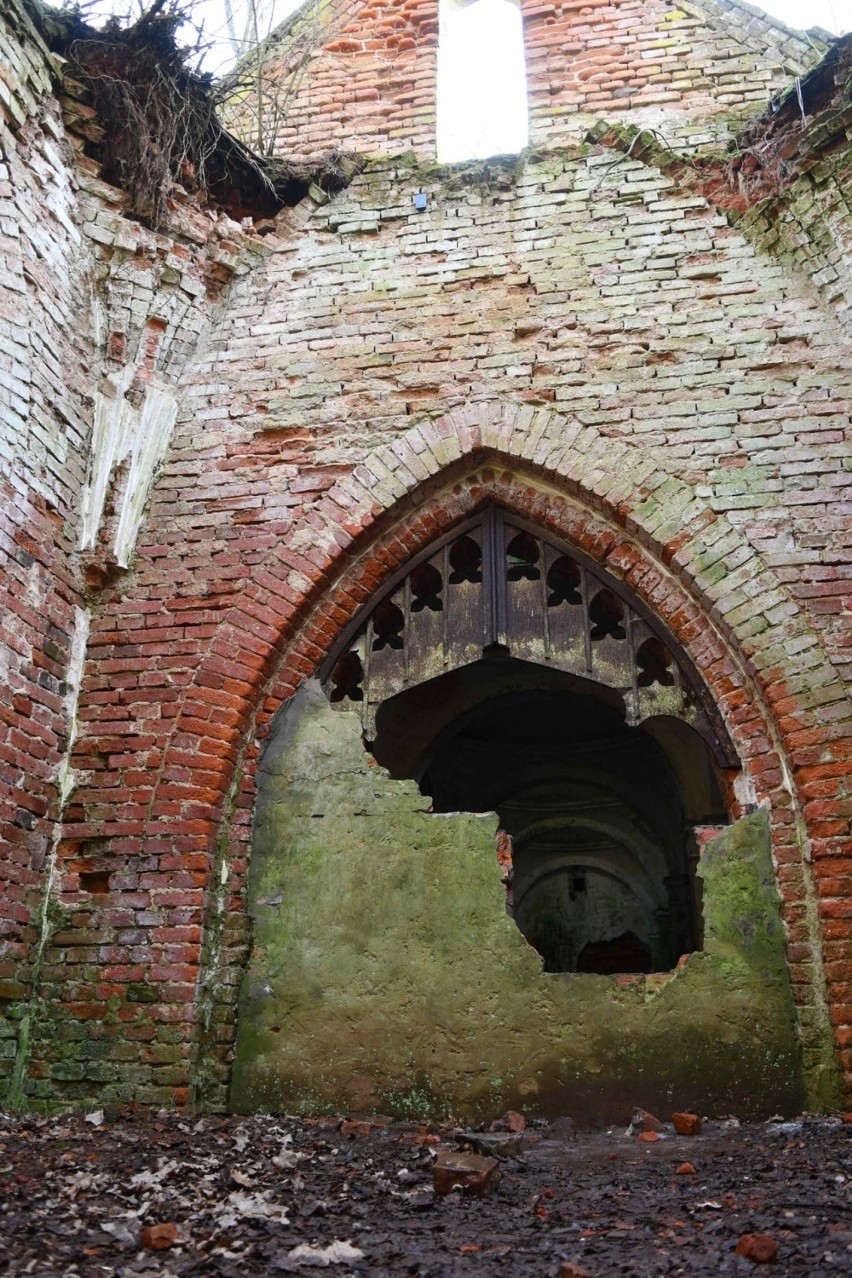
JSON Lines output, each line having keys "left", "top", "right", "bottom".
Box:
{"left": 437, "top": 0, "right": 529, "bottom": 163}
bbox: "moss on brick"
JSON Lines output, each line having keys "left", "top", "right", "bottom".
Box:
{"left": 231, "top": 688, "right": 804, "bottom": 1124}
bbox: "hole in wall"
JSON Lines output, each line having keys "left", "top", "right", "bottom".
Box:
{"left": 79, "top": 869, "right": 111, "bottom": 895}
{"left": 577, "top": 932, "right": 652, "bottom": 976}
{"left": 370, "top": 657, "right": 728, "bottom": 975}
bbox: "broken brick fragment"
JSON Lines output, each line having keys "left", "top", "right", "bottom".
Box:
{"left": 548, "top": 1116, "right": 577, "bottom": 1143}
{"left": 735, "top": 1233, "right": 779, "bottom": 1263}
{"left": 676, "top": 1161, "right": 697, "bottom": 1175}
{"left": 339, "top": 1119, "right": 375, "bottom": 1138}
{"left": 673, "top": 1112, "right": 702, "bottom": 1136}
{"left": 630, "top": 1108, "right": 663, "bottom": 1133}
{"left": 140, "top": 1222, "right": 179, "bottom": 1250}
{"left": 432, "top": 1151, "right": 499, "bottom": 1197}
{"left": 637, "top": 1130, "right": 661, "bottom": 1143}
{"left": 558, "top": 1263, "right": 591, "bottom": 1278}
{"left": 489, "top": 1109, "right": 526, "bottom": 1132}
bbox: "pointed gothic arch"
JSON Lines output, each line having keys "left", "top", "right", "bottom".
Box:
{"left": 226, "top": 472, "right": 808, "bottom": 1118}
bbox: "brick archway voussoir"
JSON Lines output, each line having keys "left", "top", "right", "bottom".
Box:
{"left": 316, "top": 403, "right": 843, "bottom": 732}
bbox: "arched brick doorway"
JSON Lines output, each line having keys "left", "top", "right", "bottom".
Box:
{"left": 41, "top": 406, "right": 841, "bottom": 1116}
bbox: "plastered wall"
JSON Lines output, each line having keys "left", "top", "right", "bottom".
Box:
{"left": 233, "top": 684, "right": 803, "bottom": 1123}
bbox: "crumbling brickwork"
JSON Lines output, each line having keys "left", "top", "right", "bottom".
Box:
{"left": 1, "top": 0, "right": 850, "bottom": 1115}
{"left": 269, "top": 0, "right": 824, "bottom": 160}
{"left": 0, "top": 0, "right": 311, "bottom": 1098}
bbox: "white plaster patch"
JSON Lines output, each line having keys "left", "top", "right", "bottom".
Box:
{"left": 56, "top": 605, "right": 90, "bottom": 805}
{"left": 113, "top": 386, "right": 178, "bottom": 566}
{"left": 734, "top": 771, "right": 758, "bottom": 810}
{"left": 79, "top": 372, "right": 177, "bottom": 567}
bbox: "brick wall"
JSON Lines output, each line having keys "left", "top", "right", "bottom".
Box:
{"left": 35, "top": 136, "right": 851, "bottom": 1109}
{"left": 0, "top": 0, "right": 305, "bottom": 1104}
{"left": 265, "top": 0, "right": 824, "bottom": 161}
{"left": 0, "top": 0, "right": 94, "bottom": 1095}
{"left": 2, "top": 1, "right": 850, "bottom": 1113}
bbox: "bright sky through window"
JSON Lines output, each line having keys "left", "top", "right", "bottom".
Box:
{"left": 437, "top": 0, "right": 529, "bottom": 163}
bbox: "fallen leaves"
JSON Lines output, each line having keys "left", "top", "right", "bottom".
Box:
{"left": 0, "top": 1109, "right": 847, "bottom": 1276}
{"left": 220, "top": 1190, "right": 291, "bottom": 1225}
{"left": 287, "top": 1239, "right": 364, "bottom": 1266}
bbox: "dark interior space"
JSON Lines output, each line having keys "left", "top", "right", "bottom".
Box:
{"left": 371, "top": 656, "right": 728, "bottom": 973}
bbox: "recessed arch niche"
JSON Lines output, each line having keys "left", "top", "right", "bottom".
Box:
{"left": 231, "top": 506, "right": 803, "bottom": 1123}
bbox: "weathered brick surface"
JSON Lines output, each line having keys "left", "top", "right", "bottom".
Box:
{"left": 0, "top": 0, "right": 296, "bottom": 1102}
{"left": 0, "top": 0, "right": 94, "bottom": 1089}
{"left": 1, "top": 1, "right": 850, "bottom": 1112}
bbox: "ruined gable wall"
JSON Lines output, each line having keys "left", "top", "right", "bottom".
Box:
{"left": 265, "top": 0, "right": 824, "bottom": 161}
{"left": 2, "top": 1, "right": 849, "bottom": 1114}
{"left": 35, "top": 137, "right": 851, "bottom": 1112}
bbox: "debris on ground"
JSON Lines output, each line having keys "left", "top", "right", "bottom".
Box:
{"left": 0, "top": 1109, "right": 849, "bottom": 1275}
{"left": 432, "top": 1150, "right": 500, "bottom": 1197}
{"left": 673, "top": 1112, "right": 702, "bottom": 1136}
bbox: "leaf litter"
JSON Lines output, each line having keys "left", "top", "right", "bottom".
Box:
{"left": 0, "top": 1109, "right": 849, "bottom": 1275}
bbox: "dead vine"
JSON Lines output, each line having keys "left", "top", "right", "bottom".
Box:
{"left": 33, "top": 2, "right": 355, "bottom": 228}
{"left": 65, "top": 24, "right": 225, "bottom": 228}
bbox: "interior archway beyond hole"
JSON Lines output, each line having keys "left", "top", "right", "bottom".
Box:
{"left": 370, "top": 657, "right": 728, "bottom": 974}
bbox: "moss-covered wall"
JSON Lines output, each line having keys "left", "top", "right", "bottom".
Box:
{"left": 231, "top": 682, "right": 803, "bottom": 1123}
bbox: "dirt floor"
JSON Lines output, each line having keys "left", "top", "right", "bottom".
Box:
{"left": 1, "top": 1108, "right": 850, "bottom": 1276}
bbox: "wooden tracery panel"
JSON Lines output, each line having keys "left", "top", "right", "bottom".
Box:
{"left": 322, "top": 507, "right": 735, "bottom": 763}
